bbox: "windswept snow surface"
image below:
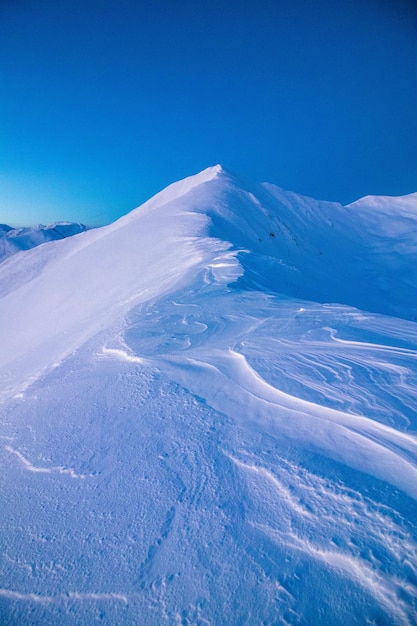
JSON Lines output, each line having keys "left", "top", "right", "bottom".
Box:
{"left": 1, "top": 166, "right": 417, "bottom": 625}
{"left": 0, "top": 222, "right": 91, "bottom": 264}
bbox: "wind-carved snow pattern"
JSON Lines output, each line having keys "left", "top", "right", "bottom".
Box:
{"left": 0, "top": 166, "right": 417, "bottom": 624}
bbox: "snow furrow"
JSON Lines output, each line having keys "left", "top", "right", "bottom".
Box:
{"left": 4, "top": 445, "right": 90, "bottom": 479}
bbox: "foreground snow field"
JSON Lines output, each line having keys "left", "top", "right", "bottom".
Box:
{"left": 1, "top": 166, "right": 416, "bottom": 625}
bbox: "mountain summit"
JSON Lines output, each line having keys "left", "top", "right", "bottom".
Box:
{"left": 1, "top": 168, "right": 417, "bottom": 625}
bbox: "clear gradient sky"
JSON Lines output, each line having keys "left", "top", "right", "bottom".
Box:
{"left": 1, "top": 0, "right": 416, "bottom": 226}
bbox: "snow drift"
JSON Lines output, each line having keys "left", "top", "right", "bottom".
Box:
{"left": 0, "top": 166, "right": 416, "bottom": 625}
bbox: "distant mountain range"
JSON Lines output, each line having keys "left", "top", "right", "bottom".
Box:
{"left": 0, "top": 221, "right": 91, "bottom": 264}
{"left": 1, "top": 166, "right": 416, "bottom": 625}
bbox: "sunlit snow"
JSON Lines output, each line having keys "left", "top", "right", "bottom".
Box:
{"left": 1, "top": 166, "right": 416, "bottom": 625}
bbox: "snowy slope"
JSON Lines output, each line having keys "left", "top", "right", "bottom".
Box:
{"left": 0, "top": 221, "right": 91, "bottom": 264}
{"left": 0, "top": 166, "right": 416, "bottom": 625}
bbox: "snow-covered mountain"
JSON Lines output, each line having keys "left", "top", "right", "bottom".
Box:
{"left": 0, "top": 221, "right": 91, "bottom": 264}
{"left": 1, "top": 166, "right": 416, "bottom": 625}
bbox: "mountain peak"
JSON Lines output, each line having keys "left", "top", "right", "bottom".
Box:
{"left": 204, "top": 163, "right": 225, "bottom": 176}
{"left": 193, "top": 164, "right": 239, "bottom": 183}
{"left": 187, "top": 163, "right": 232, "bottom": 183}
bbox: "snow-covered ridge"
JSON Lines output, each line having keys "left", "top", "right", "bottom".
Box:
{"left": 1, "top": 167, "right": 417, "bottom": 624}
{"left": 0, "top": 221, "right": 91, "bottom": 264}
{"left": 347, "top": 190, "right": 417, "bottom": 212}
{"left": 0, "top": 166, "right": 416, "bottom": 391}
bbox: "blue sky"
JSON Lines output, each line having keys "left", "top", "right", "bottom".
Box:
{"left": 1, "top": 0, "right": 416, "bottom": 226}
